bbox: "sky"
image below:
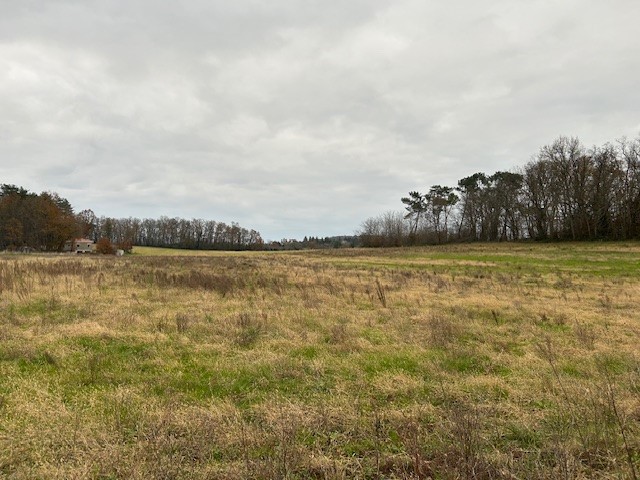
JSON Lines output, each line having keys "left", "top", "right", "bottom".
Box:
{"left": 1, "top": 1, "right": 639, "bottom": 241}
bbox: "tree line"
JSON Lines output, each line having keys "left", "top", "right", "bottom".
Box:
{"left": 265, "top": 235, "right": 358, "bottom": 250}
{"left": 359, "top": 135, "right": 640, "bottom": 246}
{"left": 79, "top": 214, "right": 264, "bottom": 251}
{"left": 0, "top": 184, "right": 263, "bottom": 252}
{"left": 0, "top": 185, "right": 79, "bottom": 251}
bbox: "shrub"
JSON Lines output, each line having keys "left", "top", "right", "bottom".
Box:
{"left": 95, "top": 237, "right": 116, "bottom": 255}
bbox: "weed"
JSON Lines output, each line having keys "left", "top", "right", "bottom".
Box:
{"left": 375, "top": 278, "right": 387, "bottom": 308}
{"left": 155, "top": 315, "right": 169, "bottom": 332}
{"left": 235, "top": 312, "right": 264, "bottom": 348}
{"left": 394, "top": 409, "right": 433, "bottom": 478}
{"left": 574, "top": 322, "right": 596, "bottom": 349}
{"left": 599, "top": 293, "right": 613, "bottom": 310}
{"left": 328, "top": 321, "right": 349, "bottom": 345}
{"left": 600, "top": 370, "right": 639, "bottom": 480}
{"left": 175, "top": 313, "right": 189, "bottom": 333}
{"left": 427, "top": 313, "right": 460, "bottom": 348}
{"left": 447, "top": 404, "right": 487, "bottom": 478}
{"left": 537, "top": 311, "right": 568, "bottom": 331}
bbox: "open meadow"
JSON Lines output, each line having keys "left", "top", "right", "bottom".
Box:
{"left": 1, "top": 243, "right": 639, "bottom": 479}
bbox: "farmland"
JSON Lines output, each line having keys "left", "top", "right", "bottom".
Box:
{"left": 1, "top": 243, "right": 639, "bottom": 479}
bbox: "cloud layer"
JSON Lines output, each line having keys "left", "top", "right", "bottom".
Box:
{"left": 2, "top": 0, "right": 639, "bottom": 239}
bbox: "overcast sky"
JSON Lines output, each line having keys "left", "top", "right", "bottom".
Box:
{"left": 1, "top": 1, "right": 639, "bottom": 240}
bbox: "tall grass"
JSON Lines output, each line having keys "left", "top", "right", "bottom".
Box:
{"left": 0, "top": 244, "right": 638, "bottom": 478}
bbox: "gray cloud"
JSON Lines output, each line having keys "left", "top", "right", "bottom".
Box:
{"left": 1, "top": 0, "right": 639, "bottom": 239}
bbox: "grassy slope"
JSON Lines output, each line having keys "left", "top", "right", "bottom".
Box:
{"left": 0, "top": 243, "right": 639, "bottom": 479}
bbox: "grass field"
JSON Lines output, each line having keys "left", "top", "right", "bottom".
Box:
{"left": 1, "top": 243, "right": 639, "bottom": 479}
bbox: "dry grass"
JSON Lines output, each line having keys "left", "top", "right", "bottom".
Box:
{"left": 0, "top": 243, "right": 639, "bottom": 479}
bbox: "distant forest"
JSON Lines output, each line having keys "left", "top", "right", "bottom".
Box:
{"left": 0, "top": 185, "right": 79, "bottom": 252}
{"left": 0, "top": 185, "right": 263, "bottom": 252}
{"left": 360, "top": 135, "right": 640, "bottom": 247}
{"left": 83, "top": 214, "right": 264, "bottom": 251}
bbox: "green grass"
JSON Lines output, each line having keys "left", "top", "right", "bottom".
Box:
{"left": 318, "top": 241, "right": 640, "bottom": 278}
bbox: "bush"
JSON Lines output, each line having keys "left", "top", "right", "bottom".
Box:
{"left": 95, "top": 238, "right": 116, "bottom": 255}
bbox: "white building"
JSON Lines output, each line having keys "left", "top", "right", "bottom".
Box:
{"left": 63, "top": 238, "right": 95, "bottom": 253}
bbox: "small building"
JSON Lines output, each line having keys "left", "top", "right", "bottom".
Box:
{"left": 64, "top": 238, "right": 95, "bottom": 253}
